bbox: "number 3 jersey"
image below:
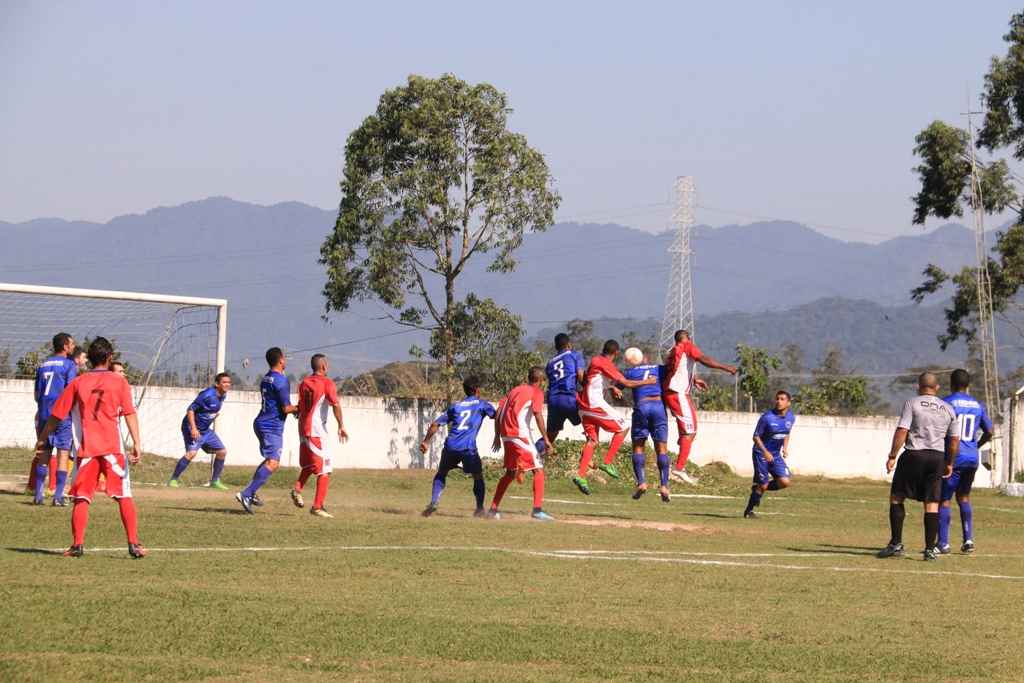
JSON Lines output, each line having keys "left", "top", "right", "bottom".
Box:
{"left": 942, "top": 391, "right": 993, "bottom": 469}
{"left": 546, "top": 350, "right": 585, "bottom": 400}
{"left": 49, "top": 369, "right": 136, "bottom": 458}
{"left": 434, "top": 396, "right": 496, "bottom": 452}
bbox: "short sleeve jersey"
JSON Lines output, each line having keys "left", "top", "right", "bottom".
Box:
{"left": 254, "top": 370, "right": 292, "bottom": 435}
{"left": 49, "top": 370, "right": 135, "bottom": 458}
{"left": 499, "top": 384, "right": 544, "bottom": 440}
{"left": 897, "top": 395, "right": 957, "bottom": 452}
{"left": 546, "top": 350, "right": 585, "bottom": 398}
{"left": 35, "top": 355, "right": 78, "bottom": 423}
{"left": 624, "top": 364, "right": 663, "bottom": 402}
{"left": 663, "top": 340, "right": 702, "bottom": 395}
{"left": 298, "top": 374, "right": 340, "bottom": 439}
{"left": 434, "top": 396, "right": 496, "bottom": 452}
{"left": 579, "top": 355, "right": 627, "bottom": 410}
{"left": 942, "top": 392, "right": 993, "bottom": 468}
{"left": 752, "top": 409, "right": 796, "bottom": 456}
{"left": 182, "top": 386, "right": 224, "bottom": 433}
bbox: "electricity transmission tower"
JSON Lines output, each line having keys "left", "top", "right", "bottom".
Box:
{"left": 659, "top": 176, "right": 697, "bottom": 352}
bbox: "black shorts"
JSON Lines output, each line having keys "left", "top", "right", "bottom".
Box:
{"left": 891, "top": 449, "right": 944, "bottom": 503}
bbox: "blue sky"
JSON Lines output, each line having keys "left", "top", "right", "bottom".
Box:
{"left": 1, "top": 1, "right": 1020, "bottom": 241}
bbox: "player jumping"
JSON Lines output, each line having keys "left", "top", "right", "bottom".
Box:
{"left": 623, "top": 353, "right": 671, "bottom": 502}
{"left": 573, "top": 340, "right": 655, "bottom": 495}
{"left": 419, "top": 375, "right": 495, "bottom": 517}
{"left": 236, "top": 347, "right": 298, "bottom": 513}
{"left": 291, "top": 354, "right": 348, "bottom": 518}
{"left": 35, "top": 337, "right": 146, "bottom": 558}
{"left": 663, "top": 329, "right": 737, "bottom": 485}
{"left": 29, "top": 333, "right": 78, "bottom": 506}
{"left": 169, "top": 372, "right": 233, "bottom": 490}
{"left": 544, "top": 333, "right": 586, "bottom": 447}
{"left": 743, "top": 390, "right": 795, "bottom": 518}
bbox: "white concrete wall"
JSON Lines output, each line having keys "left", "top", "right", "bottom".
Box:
{"left": 0, "top": 378, "right": 994, "bottom": 486}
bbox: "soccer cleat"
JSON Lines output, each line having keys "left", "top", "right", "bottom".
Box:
{"left": 632, "top": 484, "right": 648, "bottom": 500}
{"left": 572, "top": 475, "right": 591, "bottom": 496}
{"left": 877, "top": 543, "right": 904, "bottom": 558}
{"left": 923, "top": 548, "right": 939, "bottom": 562}
{"left": 32, "top": 496, "right": 45, "bottom": 506}
{"left": 310, "top": 508, "right": 334, "bottom": 519}
{"left": 961, "top": 540, "right": 975, "bottom": 554}
{"left": 209, "top": 479, "right": 229, "bottom": 491}
{"left": 487, "top": 509, "right": 501, "bottom": 520}
{"left": 251, "top": 494, "right": 264, "bottom": 507}
{"left": 743, "top": 509, "right": 757, "bottom": 519}
{"left": 598, "top": 463, "right": 620, "bottom": 480}
{"left": 531, "top": 510, "right": 555, "bottom": 521}
{"left": 168, "top": 479, "right": 180, "bottom": 488}
{"left": 670, "top": 469, "right": 699, "bottom": 485}
{"left": 290, "top": 489, "right": 305, "bottom": 508}
{"left": 128, "top": 543, "right": 148, "bottom": 559}
{"left": 51, "top": 497, "right": 67, "bottom": 507}
{"left": 421, "top": 503, "right": 438, "bottom": 517}
{"left": 235, "top": 491, "right": 254, "bottom": 514}
{"left": 659, "top": 486, "right": 671, "bottom": 503}
{"left": 63, "top": 545, "right": 83, "bottom": 558}
{"left": 473, "top": 508, "right": 487, "bottom": 518}
{"left": 937, "top": 543, "right": 952, "bottom": 555}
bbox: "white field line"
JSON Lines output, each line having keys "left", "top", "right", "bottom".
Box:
{"left": 31, "top": 543, "right": 1024, "bottom": 581}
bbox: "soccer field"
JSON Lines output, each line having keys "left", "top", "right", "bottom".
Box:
{"left": 1, "top": 446, "right": 1023, "bottom": 682}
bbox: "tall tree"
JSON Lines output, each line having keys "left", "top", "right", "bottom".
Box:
{"left": 736, "top": 344, "right": 781, "bottom": 412}
{"left": 320, "top": 74, "right": 560, "bottom": 393}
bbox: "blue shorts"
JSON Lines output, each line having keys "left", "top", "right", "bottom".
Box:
{"left": 183, "top": 428, "right": 226, "bottom": 454}
{"left": 546, "top": 393, "right": 581, "bottom": 433}
{"left": 438, "top": 447, "right": 483, "bottom": 476}
{"left": 254, "top": 427, "right": 283, "bottom": 461}
{"left": 38, "top": 418, "right": 73, "bottom": 451}
{"left": 631, "top": 400, "right": 668, "bottom": 444}
{"left": 941, "top": 466, "right": 977, "bottom": 501}
{"left": 752, "top": 451, "right": 790, "bottom": 485}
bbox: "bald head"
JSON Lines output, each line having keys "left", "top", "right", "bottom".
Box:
{"left": 918, "top": 371, "right": 939, "bottom": 394}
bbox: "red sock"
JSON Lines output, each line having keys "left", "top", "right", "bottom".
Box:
{"left": 27, "top": 455, "right": 38, "bottom": 490}
{"left": 491, "top": 473, "right": 514, "bottom": 509}
{"left": 674, "top": 437, "right": 693, "bottom": 470}
{"left": 117, "top": 497, "right": 139, "bottom": 545}
{"left": 313, "top": 474, "right": 330, "bottom": 509}
{"left": 48, "top": 456, "right": 57, "bottom": 491}
{"left": 578, "top": 442, "right": 597, "bottom": 476}
{"left": 296, "top": 469, "right": 312, "bottom": 491}
{"left": 532, "top": 469, "right": 545, "bottom": 509}
{"left": 71, "top": 500, "right": 89, "bottom": 546}
{"left": 603, "top": 431, "right": 627, "bottom": 465}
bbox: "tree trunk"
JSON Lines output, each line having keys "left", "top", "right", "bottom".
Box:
{"left": 443, "top": 273, "right": 456, "bottom": 402}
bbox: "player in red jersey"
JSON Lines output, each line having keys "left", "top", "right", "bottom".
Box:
{"left": 35, "top": 337, "right": 146, "bottom": 559}
{"left": 663, "top": 329, "right": 736, "bottom": 484}
{"left": 291, "top": 354, "right": 348, "bottom": 518}
{"left": 488, "top": 367, "right": 554, "bottom": 521}
{"left": 573, "top": 339, "right": 657, "bottom": 495}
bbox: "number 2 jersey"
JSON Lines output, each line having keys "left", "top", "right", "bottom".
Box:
{"left": 434, "top": 395, "right": 496, "bottom": 452}
{"left": 49, "top": 369, "right": 135, "bottom": 458}
{"left": 35, "top": 355, "right": 78, "bottom": 426}
{"left": 942, "top": 391, "right": 993, "bottom": 469}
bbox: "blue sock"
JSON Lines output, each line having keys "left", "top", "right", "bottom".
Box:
{"left": 211, "top": 457, "right": 226, "bottom": 482}
{"left": 631, "top": 452, "right": 646, "bottom": 485}
{"left": 745, "top": 487, "right": 762, "bottom": 513}
{"left": 242, "top": 463, "right": 273, "bottom": 498}
{"left": 430, "top": 470, "right": 448, "bottom": 506}
{"left": 171, "top": 457, "right": 191, "bottom": 481}
{"left": 54, "top": 470, "right": 68, "bottom": 499}
{"left": 938, "top": 506, "right": 951, "bottom": 547}
{"left": 657, "top": 454, "right": 670, "bottom": 487}
{"left": 959, "top": 501, "right": 973, "bottom": 542}
{"left": 472, "top": 478, "right": 485, "bottom": 510}
{"left": 34, "top": 463, "right": 48, "bottom": 501}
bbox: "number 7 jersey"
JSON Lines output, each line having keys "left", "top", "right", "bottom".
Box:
{"left": 49, "top": 369, "right": 136, "bottom": 458}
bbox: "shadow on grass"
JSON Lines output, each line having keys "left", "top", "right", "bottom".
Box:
{"left": 161, "top": 505, "right": 264, "bottom": 516}
{"left": 679, "top": 512, "right": 742, "bottom": 519}
{"left": 784, "top": 544, "right": 879, "bottom": 557}
{"left": 6, "top": 547, "right": 63, "bottom": 556}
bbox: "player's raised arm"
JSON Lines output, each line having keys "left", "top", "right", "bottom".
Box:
{"left": 697, "top": 352, "right": 737, "bottom": 375}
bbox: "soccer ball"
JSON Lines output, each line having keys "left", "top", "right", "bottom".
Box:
{"left": 624, "top": 347, "right": 644, "bottom": 366}
{"left": 241, "top": 357, "right": 251, "bottom": 369}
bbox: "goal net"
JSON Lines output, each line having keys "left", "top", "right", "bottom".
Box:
{"left": 0, "top": 283, "right": 226, "bottom": 461}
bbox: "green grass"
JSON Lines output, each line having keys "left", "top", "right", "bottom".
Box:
{"left": 1, "top": 445, "right": 1023, "bottom": 682}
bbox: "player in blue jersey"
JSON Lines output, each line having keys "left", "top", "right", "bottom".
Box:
{"left": 622, "top": 355, "right": 672, "bottom": 502}
{"left": 544, "top": 333, "right": 586, "bottom": 446}
{"left": 743, "top": 390, "right": 795, "bottom": 518}
{"left": 418, "top": 376, "right": 497, "bottom": 517}
{"left": 29, "top": 332, "right": 79, "bottom": 506}
{"left": 236, "top": 347, "right": 298, "bottom": 513}
{"left": 939, "top": 369, "right": 993, "bottom": 554}
{"left": 168, "top": 372, "right": 233, "bottom": 490}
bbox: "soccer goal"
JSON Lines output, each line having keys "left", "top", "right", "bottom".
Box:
{"left": 0, "top": 282, "right": 227, "bottom": 460}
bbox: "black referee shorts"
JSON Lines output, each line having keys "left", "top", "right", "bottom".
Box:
{"left": 891, "top": 449, "right": 944, "bottom": 502}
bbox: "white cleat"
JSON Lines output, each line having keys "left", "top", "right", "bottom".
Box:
{"left": 290, "top": 489, "right": 305, "bottom": 508}
{"left": 310, "top": 507, "right": 333, "bottom": 518}
{"left": 670, "top": 469, "right": 699, "bottom": 485}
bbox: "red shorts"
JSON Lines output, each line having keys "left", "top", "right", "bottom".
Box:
{"left": 299, "top": 436, "right": 332, "bottom": 475}
{"left": 502, "top": 438, "right": 541, "bottom": 472}
{"left": 579, "top": 402, "right": 627, "bottom": 440}
{"left": 70, "top": 454, "right": 132, "bottom": 501}
{"left": 664, "top": 391, "right": 697, "bottom": 435}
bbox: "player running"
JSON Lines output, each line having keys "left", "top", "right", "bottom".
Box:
{"left": 488, "top": 367, "right": 554, "bottom": 521}
{"left": 938, "top": 369, "right": 992, "bottom": 554}
{"left": 544, "top": 333, "right": 586, "bottom": 446}
{"left": 663, "top": 329, "right": 737, "bottom": 485}
{"left": 236, "top": 347, "right": 298, "bottom": 514}
{"left": 419, "top": 375, "right": 495, "bottom": 517}
{"left": 622, "top": 354, "right": 672, "bottom": 502}
{"left": 28, "top": 333, "right": 79, "bottom": 506}
{"left": 291, "top": 354, "right": 348, "bottom": 518}
{"left": 168, "top": 372, "right": 233, "bottom": 490}
{"left": 573, "top": 340, "right": 656, "bottom": 495}
{"left": 35, "top": 337, "right": 146, "bottom": 558}
{"left": 743, "top": 390, "right": 795, "bottom": 518}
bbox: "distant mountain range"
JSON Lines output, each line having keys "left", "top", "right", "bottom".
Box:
{"left": 2, "top": 197, "right": 1009, "bottom": 378}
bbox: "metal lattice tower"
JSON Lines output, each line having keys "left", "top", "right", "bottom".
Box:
{"left": 659, "top": 176, "right": 696, "bottom": 352}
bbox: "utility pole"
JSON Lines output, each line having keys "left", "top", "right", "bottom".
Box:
{"left": 659, "top": 176, "right": 697, "bottom": 353}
